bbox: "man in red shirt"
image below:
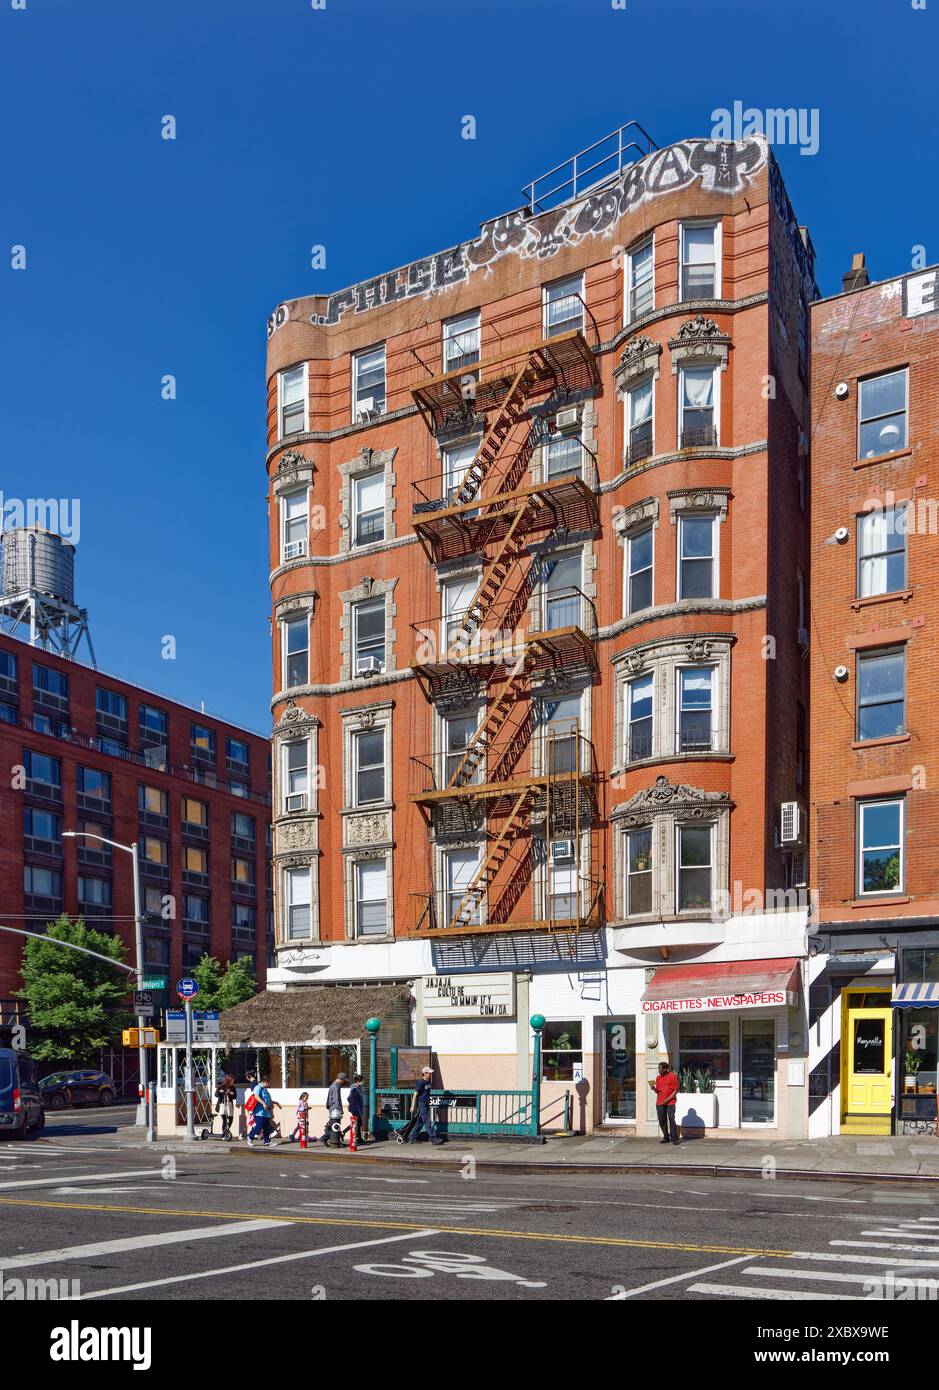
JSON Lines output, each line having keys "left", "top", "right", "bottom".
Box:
{"left": 649, "top": 1061, "right": 681, "bottom": 1145}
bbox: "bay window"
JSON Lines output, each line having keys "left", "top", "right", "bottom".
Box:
{"left": 679, "top": 365, "right": 717, "bottom": 448}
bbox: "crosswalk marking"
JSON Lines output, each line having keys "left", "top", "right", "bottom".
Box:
{"left": 0, "top": 1168, "right": 160, "bottom": 1192}
{"left": 0, "top": 1219, "right": 286, "bottom": 1271}
{"left": 690, "top": 1283, "right": 852, "bottom": 1300}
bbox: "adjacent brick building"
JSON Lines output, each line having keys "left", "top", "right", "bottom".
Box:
{"left": 262, "top": 129, "right": 817, "bottom": 1135}
{"left": 0, "top": 628, "right": 273, "bottom": 1017}
{"left": 808, "top": 256, "right": 939, "bottom": 1136}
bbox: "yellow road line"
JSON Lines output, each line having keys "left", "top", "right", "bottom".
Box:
{"left": 0, "top": 1195, "right": 793, "bottom": 1258}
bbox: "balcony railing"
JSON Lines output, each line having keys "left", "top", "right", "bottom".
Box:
{"left": 626, "top": 725, "right": 653, "bottom": 762}
{"left": 677, "top": 712, "right": 713, "bottom": 753}
{"left": 410, "top": 876, "right": 604, "bottom": 936}
{"left": 626, "top": 422, "right": 653, "bottom": 466}
{"left": 680, "top": 424, "right": 718, "bottom": 450}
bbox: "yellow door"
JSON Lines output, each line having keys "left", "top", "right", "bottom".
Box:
{"left": 842, "top": 991, "right": 893, "bottom": 1133}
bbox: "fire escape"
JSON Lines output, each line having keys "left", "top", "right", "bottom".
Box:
{"left": 408, "top": 305, "right": 603, "bottom": 938}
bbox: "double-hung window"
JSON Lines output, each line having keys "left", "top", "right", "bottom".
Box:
{"left": 680, "top": 222, "right": 719, "bottom": 299}
{"left": 285, "top": 866, "right": 312, "bottom": 940}
{"left": 442, "top": 576, "right": 476, "bottom": 652}
{"left": 353, "top": 473, "right": 385, "bottom": 546}
{"left": 353, "top": 729, "right": 385, "bottom": 806}
{"left": 443, "top": 310, "right": 480, "bottom": 372}
{"left": 858, "top": 369, "right": 908, "bottom": 459}
{"left": 626, "top": 674, "right": 653, "bottom": 761}
{"left": 857, "top": 647, "right": 905, "bottom": 741}
{"left": 677, "top": 514, "right": 717, "bottom": 599}
{"left": 283, "top": 614, "right": 309, "bottom": 687}
{"left": 353, "top": 599, "right": 385, "bottom": 674}
{"left": 858, "top": 799, "right": 904, "bottom": 896}
{"left": 445, "top": 848, "right": 480, "bottom": 927}
{"left": 355, "top": 861, "right": 388, "bottom": 938}
{"left": 443, "top": 711, "right": 479, "bottom": 787}
{"left": 679, "top": 365, "right": 717, "bottom": 448}
{"left": 543, "top": 275, "right": 584, "bottom": 338}
{"left": 279, "top": 365, "right": 306, "bottom": 437}
{"left": 352, "top": 345, "right": 386, "bottom": 418}
{"left": 282, "top": 488, "right": 308, "bottom": 561}
{"left": 625, "top": 236, "right": 654, "bottom": 321}
{"left": 626, "top": 377, "right": 654, "bottom": 463}
{"left": 677, "top": 667, "right": 714, "bottom": 752}
{"left": 545, "top": 430, "right": 583, "bottom": 480}
{"left": 626, "top": 827, "right": 653, "bottom": 915}
{"left": 677, "top": 823, "right": 714, "bottom": 911}
{"left": 858, "top": 505, "right": 907, "bottom": 597}
{"left": 626, "top": 526, "right": 653, "bottom": 614}
{"left": 543, "top": 552, "right": 582, "bottom": 631}
{"left": 283, "top": 740, "right": 309, "bottom": 811}
{"left": 443, "top": 440, "right": 478, "bottom": 505}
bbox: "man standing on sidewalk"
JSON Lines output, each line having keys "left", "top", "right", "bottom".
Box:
{"left": 649, "top": 1061, "right": 681, "bottom": 1145}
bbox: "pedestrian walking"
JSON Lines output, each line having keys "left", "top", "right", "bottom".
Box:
{"left": 320, "top": 1071, "right": 348, "bottom": 1147}
{"left": 290, "top": 1091, "right": 312, "bottom": 1144}
{"left": 214, "top": 1073, "right": 236, "bottom": 1141}
{"left": 408, "top": 1065, "right": 444, "bottom": 1146}
{"left": 649, "top": 1061, "right": 681, "bottom": 1145}
{"left": 247, "top": 1074, "right": 275, "bottom": 1147}
{"left": 347, "top": 1074, "right": 367, "bottom": 1146}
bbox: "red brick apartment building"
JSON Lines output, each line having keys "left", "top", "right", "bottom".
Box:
{"left": 263, "top": 128, "right": 816, "bottom": 1135}
{"left": 808, "top": 257, "right": 939, "bottom": 1137}
{"left": 0, "top": 628, "right": 273, "bottom": 1017}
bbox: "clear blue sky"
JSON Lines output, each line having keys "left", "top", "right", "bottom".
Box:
{"left": 2, "top": 0, "right": 933, "bottom": 733}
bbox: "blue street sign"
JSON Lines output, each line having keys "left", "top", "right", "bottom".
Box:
{"left": 176, "top": 977, "right": 199, "bottom": 999}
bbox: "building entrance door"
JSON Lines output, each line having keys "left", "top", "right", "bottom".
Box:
{"left": 842, "top": 990, "right": 893, "bottom": 1134}
{"left": 602, "top": 1019, "right": 636, "bottom": 1123}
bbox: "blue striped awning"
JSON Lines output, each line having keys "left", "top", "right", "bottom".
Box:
{"left": 892, "top": 983, "right": 939, "bottom": 1008}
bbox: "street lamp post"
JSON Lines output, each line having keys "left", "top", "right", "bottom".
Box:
{"left": 63, "top": 830, "right": 151, "bottom": 1137}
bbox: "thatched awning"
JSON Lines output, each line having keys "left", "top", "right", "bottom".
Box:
{"left": 216, "top": 984, "right": 413, "bottom": 1046}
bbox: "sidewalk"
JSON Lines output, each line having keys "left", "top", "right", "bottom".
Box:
{"left": 135, "top": 1130, "right": 939, "bottom": 1183}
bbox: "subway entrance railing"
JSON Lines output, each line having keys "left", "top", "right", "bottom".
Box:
{"left": 374, "top": 1087, "right": 536, "bottom": 1138}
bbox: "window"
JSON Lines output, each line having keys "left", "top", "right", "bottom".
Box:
{"left": 858, "top": 505, "right": 907, "bottom": 597}
{"left": 182, "top": 797, "right": 207, "bottom": 828}
{"left": 858, "top": 799, "right": 903, "bottom": 896}
{"left": 352, "top": 345, "right": 386, "bottom": 418}
{"left": 678, "top": 514, "right": 717, "bottom": 600}
{"left": 626, "top": 377, "right": 654, "bottom": 463}
{"left": 547, "top": 853, "right": 579, "bottom": 922}
{"left": 24, "top": 865, "right": 62, "bottom": 902}
{"left": 96, "top": 688, "right": 127, "bottom": 722}
{"left": 355, "top": 860, "right": 388, "bottom": 938}
{"left": 626, "top": 828, "right": 653, "bottom": 915}
{"left": 442, "top": 575, "right": 476, "bottom": 650}
{"left": 0, "top": 649, "right": 17, "bottom": 693}
{"left": 679, "top": 365, "right": 717, "bottom": 447}
{"left": 677, "top": 667, "right": 714, "bottom": 752}
{"left": 25, "top": 750, "right": 61, "bottom": 793}
{"left": 283, "top": 615, "right": 309, "bottom": 687}
{"left": 184, "top": 845, "right": 207, "bottom": 875}
{"left": 144, "top": 886, "right": 165, "bottom": 920}
{"left": 625, "top": 236, "right": 654, "bottom": 322}
{"left": 283, "top": 740, "right": 309, "bottom": 809}
{"left": 139, "top": 704, "right": 168, "bottom": 761}
{"left": 679, "top": 1018, "right": 731, "bottom": 1083}
{"left": 443, "top": 711, "right": 479, "bottom": 786}
{"left": 232, "top": 903, "right": 256, "bottom": 934}
{"left": 279, "top": 364, "right": 306, "bottom": 437}
{"left": 626, "top": 525, "right": 653, "bottom": 614}
{"left": 0, "top": 701, "right": 16, "bottom": 725}
{"left": 353, "top": 473, "right": 385, "bottom": 546}
{"left": 858, "top": 369, "right": 908, "bottom": 459}
{"left": 138, "top": 785, "right": 167, "bottom": 816}
{"left": 281, "top": 487, "right": 308, "bottom": 561}
{"left": 353, "top": 729, "right": 385, "bottom": 806}
{"left": 443, "top": 310, "right": 480, "bottom": 372}
{"left": 285, "top": 866, "right": 312, "bottom": 940}
{"left": 191, "top": 724, "right": 216, "bottom": 759}
{"left": 226, "top": 736, "right": 249, "bottom": 770}
{"left": 543, "top": 274, "right": 583, "bottom": 338}
{"left": 353, "top": 599, "right": 385, "bottom": 675}
{"left": 24, "top": 807, "right": 62, "bottom": 854}
{"left": 141, "top": 836, "right": 168, "bottom": 867}
{"left": 442, "top": 440, "right": 478, "bottom": 504}
{"left": 680, "top": 222, "right": 719, "bottom": 299}
{"left": 77, "top": 765, "right": 109, "bottom": 804}
{"left": 626, "top": 674, "right": 653, "bottom": 761}
{"left": 184, "top": 894, "right": 210, "bottom": 925}
{"left": 541, "top": 1021, "right": 583, "bottom": 1081}
{"left": 78, "top": 876, "right": 111, "bottom": 907}
{"left": 77, "top": 819, "right": 110, "bottom": 867}
{"left": 143, "top": 936, "right": 170, "bottom": 968}
{"left": 445, "top": 848, "right": 480, "bottom": 927}
{"left": 857, "top": 647, "right": 905, "bottom": 740}
{"left": 33, "top": 664, "right": 68, "bottom": 708}
{"left": 543, "top": 551, "right": 582, "bottom": 631}
{"left": 545, "top": 430, "right": 583, "bottom": 480}
{"left": 540, "top": 692, "right": 581, "bottom": 774}
{"left": 677, "top": 823, "right": 714, "bottom": 911}
{"left": 232, "top": 856, "right": 255, "bottom": 887}
{"left": 231, "top": 811, "right": 255, "bottom": 842}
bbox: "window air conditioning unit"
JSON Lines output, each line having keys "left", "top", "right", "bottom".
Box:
{"left": 285, "top": 793, "right": 308, "bottom": 813}
{"left": 780, "top": 801, "right": 805, "bottom": 846}
{"left": 356, "top": 397, "right": 378, "bottom": 422}
{"left": 554, "top": 407, "right": 579, "bottom": 433}
{"left": 550, "top": 838, "right": 576, "bottom": 864}
{"left": 284, "top": 540, "right": 307, "bottom": 560}
{"left": 357, "top": 656, "right": 384, "bottom": 676}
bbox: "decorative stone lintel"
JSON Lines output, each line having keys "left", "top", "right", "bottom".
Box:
{"left": 613, "top": 335, "right": 662, "bottom": 396}
{"left": 271, "top": 449, "right": 316, "bottom": 496}
{"left": 667, "top": 488, "right": 731, "bottom": 524}
{"left": 668, "top": 315, "right": 731, "bottom": 373}
{"left": 612, "top": 774, "right": 732, "bottom": 826}
{"left": 613, "top": 495, "right": 659, "bottom": 542}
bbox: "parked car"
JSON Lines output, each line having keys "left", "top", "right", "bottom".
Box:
{"left": 40, "top": 1069, "right": 116, "bottom": 1110}
{"left": 0, "top": 1047, "right": 45, "bottom": 1138}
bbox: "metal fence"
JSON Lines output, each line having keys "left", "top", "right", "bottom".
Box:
{"left": 374, "top": 1087, "right": 535, "bottom": 1137}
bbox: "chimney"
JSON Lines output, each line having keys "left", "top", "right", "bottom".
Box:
{"left": 843, "top": 252, "right": 870, "bottom": 293}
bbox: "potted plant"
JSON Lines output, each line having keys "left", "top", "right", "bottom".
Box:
{"left": 674, "top": 1066, "right": 711, "bottom": 1136}
{"left": 904, "top": 1052, "right": 922, "bottom": 1093}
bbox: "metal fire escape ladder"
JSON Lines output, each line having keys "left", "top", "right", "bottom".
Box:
{"left": 445, "top": 498, "right": 540, "bottom": 658}
{"left": 447, "top": 648, "right": 530, "bottom": 789}
{"left": 447, "top": 785, "right": 537, "bottom": 930}
{"left": 454, "top": 361, "right": 539, "bottom": 508}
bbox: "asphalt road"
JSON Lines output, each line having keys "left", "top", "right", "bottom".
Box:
{"left": 2, "top": 1110, "right": 939, "bottom": 1305}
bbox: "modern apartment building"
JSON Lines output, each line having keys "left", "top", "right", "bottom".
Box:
{"left": 808, "top": 256, "right": 939, "bottom": 1136}
{"left": 264, "top": 128, "right": 816, "bottom": 1135}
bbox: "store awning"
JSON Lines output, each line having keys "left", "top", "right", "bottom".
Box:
{"left": 892, "top": 983, "right": 939, "bottom": 1009}
{"left": 640, "top": 958, "right": 801, "bottom": 1015}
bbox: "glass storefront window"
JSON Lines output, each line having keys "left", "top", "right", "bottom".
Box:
{"left": 541, "top": 1021, "right": 583, "bottom": 1081}
{"left": 741, "top": 1018, "right": 775, "bottom": 1123}
{"left": 603, "top": 1020, "right": 636, "bottom": 1120}
{"left": 678, "top": 1019, "right": 730, "bottom": 1083}
{"left": 901, "top": 949, "right": 939, "bottom": 984}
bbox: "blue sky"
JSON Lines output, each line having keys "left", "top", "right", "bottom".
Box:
{"left": 1, "top": 0, "right": 934, "bottom": 732}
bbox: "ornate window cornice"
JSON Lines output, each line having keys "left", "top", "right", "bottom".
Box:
{"left": 668, "top": 314, "right": 731, "bottom": 372}
{"left": 613, "top": 774, "right": 732, "bottom": 826}
{"left": 613, "top": 495, "right": 659, "bottom": 542}
{"left": 271, "top": 448, "right": 316, "bottom": 497}
{"left": 667, "top": 487, "right": 730, "bottom": 524}
{"left": 613, "top": 335, "right": 662, "bottom": 395}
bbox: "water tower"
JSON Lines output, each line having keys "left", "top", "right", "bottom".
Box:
{"left": 0, "top": 527, "right": 96, "bottom": 666}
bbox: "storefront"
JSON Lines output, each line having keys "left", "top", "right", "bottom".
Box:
{"left": 892, "top": 966, "right": 939, "bottom": 1136}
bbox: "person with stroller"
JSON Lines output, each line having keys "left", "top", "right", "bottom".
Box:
{"left": 214, "top": 1073, "right": 237, "bottom": 1140}
{"left": 320, "top": 1070, "right": 347, "bottom": 1147}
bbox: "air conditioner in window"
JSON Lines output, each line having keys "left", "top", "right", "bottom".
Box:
{"left": 554, "top": 407, "right": 580, "bottom": 433}
{"left": 550, "top": 838, "right": 576, "bottom": 864}
{"left": 284, "top": 540, "right": 307, "bottom": 560}
{"left": 285, "top": 793, "right": 308, "bottom": 813}
{"left": 357, "top": 656, "right": 385, "bottom": 676}
{"left": 780, "top": 801, "right": 805, "bottom": 846}
{"left": 356, "top": 397, "right": 379, "bottom": 422}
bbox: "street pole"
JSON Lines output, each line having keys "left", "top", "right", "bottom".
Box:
{"left": 130, "top": 841, "right": 148, "bottom": 1132}
{"left": 530, "top": 1013, "right": 546, "bottom": 1138}
{"left": 184, "top": 995, "right": 195, "bottom": 1141}
{"left": 365, "top": 1017, "right": 381, "bottom": 1137}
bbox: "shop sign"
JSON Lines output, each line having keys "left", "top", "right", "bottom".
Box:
{"left": 424, "top": 973, "right": 516, "bottom": 1019}
{"left": 641, "top": 990, "right": 791, "bottom": 1015}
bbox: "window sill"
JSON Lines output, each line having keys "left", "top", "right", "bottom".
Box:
{"left": 851, "top": 733, "right": 910, "bottom": 750}
{"left": 617, "top": 751, "right": 734, "bottom": 774}
{"left": 851, "top": 589, "right": 913, "bottom": 610}
{"left": 851, "top": 894, "right": 909, "bottom": 908}
{"left": 851, "top": 447, "right": 912, "bottom": 471}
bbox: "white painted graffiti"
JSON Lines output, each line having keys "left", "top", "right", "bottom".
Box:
{"left": 352, "top": 1248, "right": 547, "bottom": 1287}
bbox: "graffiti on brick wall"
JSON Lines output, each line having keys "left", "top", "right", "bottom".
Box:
{"left": 266, "top": 138, "right": 769, "bottom": 337}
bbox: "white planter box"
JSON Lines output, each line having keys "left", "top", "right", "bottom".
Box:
{"left": 676, "top": 1091, "right": 717, "bottom": 1134}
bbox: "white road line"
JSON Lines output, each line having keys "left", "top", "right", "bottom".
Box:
{"left": 609, "top": 1255, "right": 752, "bottom": 1299}
{"left": 742, "top": 1265, "right": 907, "bottom": 1288}
{"left": 832, "top": 1239, "right": 939, "bottom": 1254}
{"left": 689, "top": 1282, "right": 853, "bottom": 1300}
{"left": 0, "top": 1168, "right": 160, "bottom": 1192}
{"left": 859, "top": 1228, "right": 939, "bottom": 1241}
{"left": 797, "top": 1250, "right": 939, "bottom": 1267}
{"left": 78, "top": 1228, "right": 443, "bottom": 1299}
{"left": 351, "top": 1177, "right": 431, "bottom": 1185}
{"left": 0, "top": 1219, "right": 286, "bottom": 1271}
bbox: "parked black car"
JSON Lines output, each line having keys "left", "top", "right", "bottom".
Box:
{"left": 40, "top": 1069, "right": 116, "bottom": 1110}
